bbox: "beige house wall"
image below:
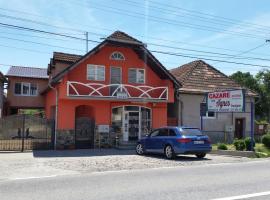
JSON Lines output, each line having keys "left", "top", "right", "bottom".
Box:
{"left": 178, "top": 93, "right": 255, "bottom": 139}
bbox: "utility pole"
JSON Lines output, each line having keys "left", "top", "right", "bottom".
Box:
{"left": 85, "top": 31, "right": 89, "bottom": 53}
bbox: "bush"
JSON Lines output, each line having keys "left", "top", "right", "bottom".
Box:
{"left": 244, "top": 137, "right": 255, "bottom": 151}
{"left": 217, "top": 143, "right": 228, "bottom": 150}
{"left": 233, "top": 139, "right": 246, "bottom": 151}
{"left": 262, "top": 134, "right": 270, "bottom": 148}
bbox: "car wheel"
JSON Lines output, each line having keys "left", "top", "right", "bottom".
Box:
{"left": 196, "top": 153, "right": 206, "bottom": 158}
{"left": 164, "top": 145, "right": 175, "bottom": 159}
{"left": 136, "top": 143, "right": 144, "bottom": 155}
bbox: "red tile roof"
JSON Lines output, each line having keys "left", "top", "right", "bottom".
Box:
{"left": 170, "top": 60, "right": 257, "bottom": 96}
{"left": 106, "top": 31, "right": 144, "bottom": 45}
{"left": 6, "top": 66, "right": 48, "bottom": 79}
{"left": 53, "top": 52, "right": 82, "bottom": 63}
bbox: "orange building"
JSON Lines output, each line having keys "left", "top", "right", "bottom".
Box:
{"left": 43, "top": 31, "right": 180, "bottom": 148}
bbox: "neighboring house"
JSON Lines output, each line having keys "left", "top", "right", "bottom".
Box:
{"left": 170, "top": 60, "right": 257, "bottom": 142}
{"left": 43, "top": 31, "right": 180, "bottom": 148}
{"left": 5, "top": 66, "right": 49, "bottom": 114}
{"left": 0, "top": 71, "right": 7, "bottom": 118}
{"left": 47, "top": 52, "right": 82, "bottom": 79}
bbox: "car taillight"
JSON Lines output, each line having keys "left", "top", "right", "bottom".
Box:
{"left": 205, "top": 138, "right": 211, "bottom": 144}
{"left": 177, "top": 138, "right": 192, "bottom": 143}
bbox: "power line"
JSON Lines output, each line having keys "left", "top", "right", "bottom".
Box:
{"left": 113, "top": 0, "right": 270, "bottom": 35}
{"left": 66, "top": 0, "right": 267, "bottom": 40}
{"left": 148, "top": 42, "right": 270, "bottom": 62}
{"left": 0, "top": 30, "right": 73, "bottom": 42}
{"left": 0, "top": 35, "right": 84, "bottom": 52}
{"left": 0, "top": 22, "right": 100, "bottom": 43}
{"left": 0, "top": 35, "right": 269, "bottom": 69}
{"left": 2, "top": 21, "right": 270, "bottom": 62}
{"left": 144, "top": 0, "right": 270, "bottom": 32}
{"left": 2, "top": 5, "right": 270, "bottom": 58}
{"left": 150, "top": 49, "right": 270, "bottom": 68}
{"left": 212, "top": 43, "right": 267, "bottom": 65}
{"left": 0, "top": 43, "right": 51, "bottom": 54}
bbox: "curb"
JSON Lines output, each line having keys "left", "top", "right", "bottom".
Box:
{"left": 210, "top": 150, "right": 256, "bottom": 157}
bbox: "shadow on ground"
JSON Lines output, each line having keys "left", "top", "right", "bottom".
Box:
{"left": 33, "top": 149, "right": 136, "bottom": 157}
{"left": 143, "top": 153, "right": 212, "bottom": 161}
{"left": 33, "top": 149, "right": 211, "bottom": 162}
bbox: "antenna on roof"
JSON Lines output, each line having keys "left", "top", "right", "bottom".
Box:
{"left": 85, "top": 32, "right": 88, "bottom": 53}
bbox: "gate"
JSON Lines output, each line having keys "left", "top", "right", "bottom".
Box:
{"left": 0, "top": 114, "right": 53, "bottom": 151}
{"left": 75, "top": 117, "right": 95, "bottom": 149}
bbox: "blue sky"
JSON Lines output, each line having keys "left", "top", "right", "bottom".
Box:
{"left": 0, "top": 0, "right": 269, "bottom": 75}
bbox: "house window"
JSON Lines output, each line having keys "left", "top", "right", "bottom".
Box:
{"left": 87, "top": 64, "right": 105, "bottom": 81}
{"left": 200, "top": 103, "right": 216, "bottom": 118}
{"left": 110, "top": 52, "right": 125, "bottom": 60}
{"left": 14, "top": 83, "right": 21, "bottom": 95}
{"left": 14, "top": 82, "right": 38, "bottom": 96}
{"left": 128, "top": 68, "right": 145, "bottom": 84}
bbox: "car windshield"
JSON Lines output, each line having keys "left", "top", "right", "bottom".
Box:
{"left": 180, "top": 128, "right": 202, "bottom": 136}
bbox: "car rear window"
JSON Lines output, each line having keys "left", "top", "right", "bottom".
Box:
{"left": 180, "top": 128, "right": 202, "bottom": 136}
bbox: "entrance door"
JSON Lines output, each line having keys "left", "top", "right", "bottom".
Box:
{"left": 122, "top": 111, "right": 140, "bottom": 141}
{"left": 128, "top": 112, "right": 140, "bottom": 141}
{"left": 235, "top": 118, "right": 244, "bottom": 139}
{"left": 75, "top": 117, "right": 95, "bottom": 149}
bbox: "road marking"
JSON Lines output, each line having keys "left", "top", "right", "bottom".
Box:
{"left": 10, "top": 175, "right": 58, "bottom": 181}
{"left": 212, "top": 191, "right": 270, "bottom": 200}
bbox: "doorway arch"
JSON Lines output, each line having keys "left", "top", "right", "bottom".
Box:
{"left": 75, "top": 105, "right": 95, "bottom": 149}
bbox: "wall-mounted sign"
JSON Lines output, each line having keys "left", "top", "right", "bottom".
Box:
{"left": 116, "top": 91, "right": 128, "bottom": 99}
{"left": 97, "top": 125, "right": 110, "bottom": 133}
{"left": 207, "top": 89, "right": 245, "bottom": 112}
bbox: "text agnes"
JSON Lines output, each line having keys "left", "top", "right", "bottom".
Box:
{"left": 216, "top": 99, "right": 230, "bottom": 108}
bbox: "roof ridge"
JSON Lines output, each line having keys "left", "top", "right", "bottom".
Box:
{"left": 106, "top": 30, "right": 144, "bottom": 45}
{"left": 53, "top": 51, "right": 82, "bottom": 57}
{"left": 10, "top": 66, "right": 46, "bottom": 70}
{"left": 199, "top": 60, "right": 242, "bottom": 88}
{"left": 180, "top": 60, "right": 201, "bottom": 84}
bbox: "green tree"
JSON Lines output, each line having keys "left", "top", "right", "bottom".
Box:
{"left": 230, "top": 71, "right": 269, "bottom": 120}
{"left": 256, "top": 70, "right": 270, "bottom": 120}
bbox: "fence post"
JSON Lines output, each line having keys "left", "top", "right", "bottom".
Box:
{"left": 21, "top": 114, "right": 25, "bottom": 152}
{"left": 250, "top": 102, "right": 254, "bottom": 151}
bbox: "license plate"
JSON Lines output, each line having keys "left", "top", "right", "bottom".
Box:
{"left": 194, "top": 140, "right": 204, "bottom": 144}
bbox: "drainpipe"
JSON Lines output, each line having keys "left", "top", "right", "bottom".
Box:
{"left": 49, "top": 82, "right": 58, "bottom": 150}
{"left": 175, "top": 90, "right": 183, "bottom": 126}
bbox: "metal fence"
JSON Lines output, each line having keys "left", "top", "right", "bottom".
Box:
{"left": 0, "top": 114, "right": 53, "bottom": 151}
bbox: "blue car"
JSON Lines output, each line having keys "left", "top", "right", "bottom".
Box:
{"left": 136, "top": 126, "right": 212, "bottom": 159}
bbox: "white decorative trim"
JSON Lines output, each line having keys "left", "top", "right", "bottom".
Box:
{"left": 67, "top": 81, "right": 168, "bottom": 101}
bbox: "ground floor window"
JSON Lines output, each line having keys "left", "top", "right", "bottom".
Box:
{"left": 111, "top": 106, "right": 151, "bottom": 142}
{"left": 200, "top": 103, "right": 216, "bottom": 118}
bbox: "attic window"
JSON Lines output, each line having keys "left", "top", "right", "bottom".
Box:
{"left": 110, "top": 52, "right": 125, "bottom": 60}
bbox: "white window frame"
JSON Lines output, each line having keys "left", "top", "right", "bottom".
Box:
{"left": 87, "top": 64, "right": 105, "bottom": 81}
{"left": 14, "top": 82, "right": 38, "bottom": 96}
{"left": 110, "top": 51, "right": 125, "bottom": 61}
{"left": 128, "top": 68, "right": 145, "bottom": 84}
{"left": 200, "top": 103, "right": 216, "bottom": 119}
{"left": 203, "top": 111, "right": 216, "bottom": 119}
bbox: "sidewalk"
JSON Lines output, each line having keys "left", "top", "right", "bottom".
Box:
{"left": 0, "top": 149, "right": 255, "bottom": 180}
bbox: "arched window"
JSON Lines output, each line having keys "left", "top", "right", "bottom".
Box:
{"left": 110, "top": 52, "right": 125, "bottom": 60}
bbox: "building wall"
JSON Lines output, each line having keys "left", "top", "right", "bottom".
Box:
{"left": 7, "top": 76, "right": 48, "bottom": 109}
{"left": 49, "top": 62, "right": 71, "bottom": 80}
{"left": 63, "top": 45, "right": 174, "bottom": 102}
{"left": 45, "top": 44, "right": 174, "bottom": 130}
{"left": 177, "top": 93, "right": 255, "bottom": 142}
{"left": 55, "top": 100, "right": 167, "bottom": 130}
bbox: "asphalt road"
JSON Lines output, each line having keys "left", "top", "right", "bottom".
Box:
{"left": 1, "top": 159, "right": 270, "bottom": 200}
